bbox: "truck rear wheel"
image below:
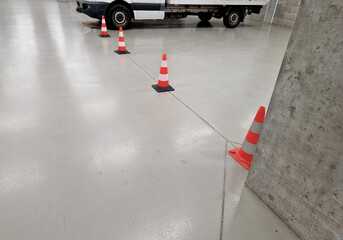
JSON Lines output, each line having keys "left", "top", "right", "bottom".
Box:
{"left": 108, "top": 4, "right": 131, "bottom": 29}
{"left": 198, "top": 13, "right": 212, "bottom": 22}
{"left": 223, "top": 9, "right": 241, "bottom": 28}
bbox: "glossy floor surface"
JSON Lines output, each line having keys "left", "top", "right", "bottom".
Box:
{"left": 0, "top": 1, "right": 299, "bottom": 239}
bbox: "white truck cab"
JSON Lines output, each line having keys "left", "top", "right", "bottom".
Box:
{"left": 76, "top": 0, "right": 268, "bottom": 29}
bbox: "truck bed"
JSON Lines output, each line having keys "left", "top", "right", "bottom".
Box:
{"left": 167, "top": 0, "right": 268, "bottom": 5}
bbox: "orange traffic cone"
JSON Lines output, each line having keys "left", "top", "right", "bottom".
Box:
{"left": 228, "top": 107, "right": 266, "bottom": 170}
{"left": 99, "top": 16, "right": 110, "bottom": 38}
{"left": 114, "top": 27, "right": 130, "bottom": 54}
{"left": 152, "top": 54, "right": 175, "bottom": 92}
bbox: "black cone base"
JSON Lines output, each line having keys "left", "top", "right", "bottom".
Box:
{"left": 152, "top": 84, "right": 175, "bottom": 93}
{"left": 114, "top": 50, "right": 130, "bottom": 55}
{"left": 99, "top": 34, "right": 111, "bottom": 38}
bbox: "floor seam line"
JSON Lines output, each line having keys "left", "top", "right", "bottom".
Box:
{"left": 127, "top": 55, "right": 233, "bottom": 240}
{"left": 126, "top": 55, "right": 233, "bottom": 143}
{"left": 126, "top": 55, "right": 157, "bottom": 84}
{"left": 219, "top": 141, "right": 228, "bottom": 240}
{"left": 128, "top": 55, "right": 231, "bottom": 239}
{"left": 169, "top": 92, "right": 229, "bottom": 141}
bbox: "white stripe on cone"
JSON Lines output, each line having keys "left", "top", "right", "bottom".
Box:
{"left": 119, "top": 32, "right": 124, "bottom": 37}
{"left": 250, "top": 121, "right": 263, "bottom": 134}
{"left": 101, "top": 27, "right": 107, "bottom": 31}
{"left": 118, "top": 42, "right": 126, "bottom": 47}
{"left": 241, "top": 140, "right": 257, "bottom": 155}
{"left": 161, "top": 61, "right": 167, "bottom": 67}
{"left": 158, "top": 74, "right": 168, "bottom": 81}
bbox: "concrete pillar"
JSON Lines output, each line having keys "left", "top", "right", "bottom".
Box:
{"left": 272, "top": 0, "right": 301, "bottom": 27}
{"left": 263, "top": 0, "right": 278, "bottom": 23}
{"left": 246, "top": 1, "right": 343, "bottom": 240}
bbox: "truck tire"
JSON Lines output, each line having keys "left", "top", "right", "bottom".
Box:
{"left": 108, "top": 4, "right": 131, "bottom": 29}
{"left": 223, "top": 9, "right": 241, "bottom": 28}
{"left": 198, "top": 13, "right": 212, "bottom": 22}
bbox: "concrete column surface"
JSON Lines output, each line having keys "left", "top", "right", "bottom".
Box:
{"left": 264, "top": 0, "right": 278, "bottom": 23}
{"left": 246, "top": 1, "right": 343, "bottom": 240}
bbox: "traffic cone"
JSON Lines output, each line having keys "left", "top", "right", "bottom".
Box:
{"left": 114, "top": 27, "right": 130, "bottom": 54}
{"left": 228, "top": 107, "right": 266, "bottom": 170}
{"left": 99, "top": 16, "right": 110, "bottom": 38}
{"left": 152, "top": 54, "right": 175, "bottom": 92}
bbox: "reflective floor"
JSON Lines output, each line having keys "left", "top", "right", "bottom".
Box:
{"left": 0, "top": 0, "right": 298, "bottom": 239}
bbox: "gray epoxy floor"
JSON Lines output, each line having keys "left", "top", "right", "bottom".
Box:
{"left": 0, "top": 1, "right": 299, "bottom": 239}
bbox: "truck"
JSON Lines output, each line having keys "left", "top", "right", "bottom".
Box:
{"left": 76, "top": 0, "right": 268, "bottom": 29}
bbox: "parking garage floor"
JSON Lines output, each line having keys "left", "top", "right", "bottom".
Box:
{"left": 0, "top": 1, "right": 299, "bottom": 239}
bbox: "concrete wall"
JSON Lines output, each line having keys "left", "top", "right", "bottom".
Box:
{"left": 273, "top": 0, "right": 301, "bottom": 27}
{"left": 246, "top": 1, "right": 343, "bottom": 240}
{"left": 252, "top": 0, "right": 301, "bottom": 27}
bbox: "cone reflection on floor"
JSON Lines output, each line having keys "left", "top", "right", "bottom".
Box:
{"left": 228, "top": 106, "right": 266, "bottom": 170}
{"left": 99, "top": 16, "right": 110, "bottom": 38}
{"left": 152, "top": 54, "right": 175, "bottom": 93}
{"left": 114, "top": 27, "right": 130, "bottom": 54}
